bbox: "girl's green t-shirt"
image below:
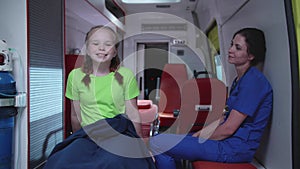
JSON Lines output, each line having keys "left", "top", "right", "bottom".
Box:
{"left": 65, "top": 66, "right": 140, "bottom": 126}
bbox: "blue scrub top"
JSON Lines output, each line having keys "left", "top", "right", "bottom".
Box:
{"left": 224, "top": 67, "right": 273, "bottom": 156}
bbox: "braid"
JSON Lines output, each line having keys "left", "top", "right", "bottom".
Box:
{"left": 81, "top": 55, "right": 93, "bottom": 87}
{"left": 110, "top": 55, "right": 120, "bottom": 72}
{"left": 110, "top": 54, "right": 123, "bottom": 84}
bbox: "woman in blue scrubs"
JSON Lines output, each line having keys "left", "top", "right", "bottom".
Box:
{"left": 150, "top": 28, "right": 273, "bottom": 169}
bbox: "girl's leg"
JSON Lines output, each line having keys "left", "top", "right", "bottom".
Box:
{"left": 150, "top": 133, "right": 222, "bottom": 169}
{"left": 44, "top": 138, "right": 98, "bottom": 169}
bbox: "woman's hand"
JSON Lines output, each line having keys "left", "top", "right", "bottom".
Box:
{"left": 208, "top": 109, "right": 247, "bottom": 140}
{"left": 192, "top": 119, "right": 221, "bottom": 138}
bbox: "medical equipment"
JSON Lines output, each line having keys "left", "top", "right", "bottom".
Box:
{"left": 0, "top": 39, "right": 26, "bottom": 169}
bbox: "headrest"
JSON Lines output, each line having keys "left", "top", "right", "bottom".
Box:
{"left": 137, "top": 100, "right": 152, "bottom": 109}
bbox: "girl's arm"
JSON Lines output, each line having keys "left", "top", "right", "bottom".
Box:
{"left": 70, "top": 100, "right": 82, "bottom": 133}
{"left": 125, "top": 98, "right": 142, "bottom": 137}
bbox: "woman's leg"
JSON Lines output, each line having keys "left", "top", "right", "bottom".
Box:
{"left": 150, "top": 133, "right": 222, "bottom": 169}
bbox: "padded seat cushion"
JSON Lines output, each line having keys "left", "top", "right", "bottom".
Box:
{"left": 192, "top": 161, "right": 257, "bottom": 169}
{"left": 137, "top": 100, "right": 152, "bottom": 109}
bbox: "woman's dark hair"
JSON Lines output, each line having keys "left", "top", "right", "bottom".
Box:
{"left": 233, "top": 28, "right": 266, "bottom": 66}
{"left": 81, "top": 25, "right": 122, "bottom": 86}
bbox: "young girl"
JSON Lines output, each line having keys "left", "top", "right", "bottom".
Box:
{"left": 67, "top": 25, "right": 141, "bottom": 136}
{"left": 44, "top": 25, "right": 155, "bottom": 169}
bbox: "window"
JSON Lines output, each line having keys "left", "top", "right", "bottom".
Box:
{"left": 28, "top": 0, "right": 63, "bottom": 168}
{"left": 206, "top": 20, "right": 225, "bottom": 82}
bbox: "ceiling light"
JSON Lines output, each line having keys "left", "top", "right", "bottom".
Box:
{"left": 121, "top": 0, "right": 180, "bottom": 4}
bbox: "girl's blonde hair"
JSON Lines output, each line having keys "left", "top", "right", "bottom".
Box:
{"left": 81, "top": 25, "right": 122, "bottom": 86}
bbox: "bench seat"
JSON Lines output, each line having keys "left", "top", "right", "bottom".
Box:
{"left": 192, "top": 161, "right": 257, "bottom": 169}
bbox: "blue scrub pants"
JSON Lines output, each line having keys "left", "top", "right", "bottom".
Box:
{"left": 150, "top": 133, "right": 252, "bottom": 169}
